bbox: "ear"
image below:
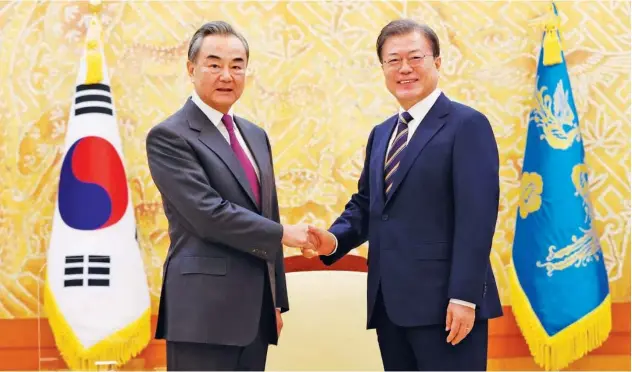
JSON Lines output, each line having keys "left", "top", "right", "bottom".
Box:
{"left": 186, "top": 60, "right": 195, "bottom": 81}
{"left": 434, "top": 56, "right": 442, "bottom": 71}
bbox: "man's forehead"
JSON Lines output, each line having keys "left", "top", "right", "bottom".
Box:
{"left": 201, "top": 35, "right": 246, "bottom": 56}
{"left": 384, "top": 33, "right": 431, "bottom": 51}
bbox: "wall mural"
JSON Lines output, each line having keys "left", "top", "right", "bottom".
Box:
{"left": 0, "top": 0, "right": 629, "bottom": 319}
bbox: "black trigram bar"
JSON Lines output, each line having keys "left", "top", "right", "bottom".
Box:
{"left": 74, "top": 83, "right": 113, "bottom": 116}
{"left": 88, "top": 267, "right": 110, "bottom": 275}
{"left": 88, "top": 255, "right": 110, "bottom": 263}
{"left": 64, "top": 279, "right": 83, "bottom": 287}
{"left": 88, "top": 279, "right": 109, "bottom": 287}
{"left": 75, "top": 95, "right": 112, "bottom": 104}
{"left": 65, "top": 255, "right": 84, "bottom": 264}
{"left": 76, "top": 83, "right": 111, "bottom": 92}
{"left": 64, "top": 267, "right": 83, "bottom": 275}
{"left": 75, "top": 106, "right": 113, "bottom": 116}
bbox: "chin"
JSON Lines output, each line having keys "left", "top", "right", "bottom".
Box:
{"left": 213, "top": 93, "right": 235, "bottom": 101}
{"left": 211, "top": 97, "right": 236, "bottom": 109}
{"left": 399, "top": 84, "right": 423, "bottom": 95}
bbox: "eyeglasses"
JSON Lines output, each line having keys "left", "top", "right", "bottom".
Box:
{"left": 382, "top": 53, "right": 433, "bottom": 70}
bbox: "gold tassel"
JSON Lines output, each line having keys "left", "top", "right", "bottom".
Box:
{"left": 542, "top": 8, "right": 563, "bottom": 66}
{"left": 44, "top": 282, "right": 151, "bottom": 370}
{"left": 508, "top": 263, "right": 612, "bottom": 371}
{"left": 84, "top": 18, "right": 103, "bottom": 84}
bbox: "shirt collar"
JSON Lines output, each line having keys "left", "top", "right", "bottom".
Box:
{"left": 191, "top": 90, "right": 234, "bottom": 128}
{"left": 399, "top": 87, "right": 442, "bottom": 122}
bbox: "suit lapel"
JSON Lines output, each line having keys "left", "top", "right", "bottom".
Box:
{"left": 384, "top": 94, "right": 451, "bottom": 206}
{"left": 235, "top": 116, "right": 273, "bottom": 218}
{"left": 185, "top": 100, "right": 260, "bottom": 211}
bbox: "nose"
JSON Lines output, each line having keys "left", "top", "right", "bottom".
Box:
{"left": 219, "top": 67, "right": 232, "bottom": 81}
{"left": 399, "top": 59, "right": 413, "bottom": 73}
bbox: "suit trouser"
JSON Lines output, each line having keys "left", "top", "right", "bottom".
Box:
{"left": 373, "top": 288, "right": 488, "bottom": 371}
{"left": 166, "top": 275, "right": 276, "bottom": 371}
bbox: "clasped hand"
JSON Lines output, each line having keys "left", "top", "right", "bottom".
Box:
{"left": 281, "top": 224, "right": 335, "bottom": 258}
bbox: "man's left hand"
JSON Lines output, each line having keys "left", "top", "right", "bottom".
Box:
{"left": 445, "top": 302, "right": 475, "bottom": 345}
{"left": 276, "top": 308, "right": 283, "bottom": 336}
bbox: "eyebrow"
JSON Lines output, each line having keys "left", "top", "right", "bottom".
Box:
{"left": 386, "top": 49, "right": 425, "bottom": 57}
{"left": 205, "top": 54, "right": 245, "bottom": 63}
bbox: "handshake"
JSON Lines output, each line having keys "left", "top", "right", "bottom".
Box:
{"left": 281, "top": 224, "right": 336, "bottom": 258}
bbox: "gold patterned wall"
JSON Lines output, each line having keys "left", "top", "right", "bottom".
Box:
{"left": 0, "top": 1, "right": 629, "bottom": 319}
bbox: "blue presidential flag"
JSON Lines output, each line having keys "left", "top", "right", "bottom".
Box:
{"left": 509, "top": 3, "right": 611, "bottom": 371}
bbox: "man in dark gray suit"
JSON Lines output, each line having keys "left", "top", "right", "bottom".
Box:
{"left": 146, "top": 21, "right": 312, "bottom": 370}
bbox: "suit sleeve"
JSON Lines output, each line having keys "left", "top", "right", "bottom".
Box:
{"left": 320, "top": 127, "right": 375, "bottom": 266}
{"left": 146, "top": 125, "right": 283, "bottom": 262}
{"left": 265, "top": 132, "right": 289, "bottom": 313}
{"left": 448, "top": 111, "right": 500, "bottom": 305}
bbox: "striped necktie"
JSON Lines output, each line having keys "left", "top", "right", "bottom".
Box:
{"left": 384, "top": 111, "right": 413, "bottom": 197}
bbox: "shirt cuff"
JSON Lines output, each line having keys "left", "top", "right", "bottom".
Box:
{"left": 326, "top": 232, "right": 338, "bottom": 256}
{"left": 450, "top": 299, "right": 476, "bottom": 309}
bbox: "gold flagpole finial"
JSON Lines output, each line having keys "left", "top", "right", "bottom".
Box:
{"left": 84, "top": 0, "right": 104, "bottom": 84}
{"left": 88, "top": 0, "right": 103, "bottom": 15}
{"left": 542, "top": 2, "right": 563, "bottom": 66}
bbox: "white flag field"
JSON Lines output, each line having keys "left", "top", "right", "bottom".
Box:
{"left": 44, "top": 16, "right": 151, "bottom": 370}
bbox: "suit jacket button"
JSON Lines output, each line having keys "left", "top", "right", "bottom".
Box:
{"left": 382, "top": 214, "right": 388, "bottom": 221}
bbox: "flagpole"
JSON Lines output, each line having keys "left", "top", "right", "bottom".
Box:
{"left": 82, "top": 6, "right": 122, "bottom": 371}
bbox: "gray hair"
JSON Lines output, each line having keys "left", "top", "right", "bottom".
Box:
{"left": 187, "top": 21, "right": 250, "bottom": 62}
{"left": 376, "top": 19, "right": 440, "bottom": 63}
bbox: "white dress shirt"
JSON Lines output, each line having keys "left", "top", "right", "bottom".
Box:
{"left": 328, "top": 88, "right": 475, "bottom": 309}
{"left": 190, "top": 91, "right": 260, "bottom": 181}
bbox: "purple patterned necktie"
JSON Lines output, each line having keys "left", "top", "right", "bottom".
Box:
{"left": 222, "top": 114, "right": 261, "bottom": 207}
{"left": 384, "top": 111, "right": 413, "bottom": 198}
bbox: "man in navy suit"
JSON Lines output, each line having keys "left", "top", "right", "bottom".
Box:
{"left": 305, "top": 19, "right": 503, "bottom": 371}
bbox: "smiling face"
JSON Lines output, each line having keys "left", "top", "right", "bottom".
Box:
{"left": 380, "top": 31, "right": 441, "bottom": 110}
{"left": 187, "top": 34, "right": 247, "bottom": 114}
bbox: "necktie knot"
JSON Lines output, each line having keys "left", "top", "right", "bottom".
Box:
{"left": 222, "top": 114, "right": 235, "bottom": 132}
{"left": 400, "top": 111, "right": 413, "bottom": 126}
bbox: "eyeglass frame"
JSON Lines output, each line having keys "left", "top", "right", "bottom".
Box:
{"left": 381, "top": 52, "right": 435, "bottom": 70}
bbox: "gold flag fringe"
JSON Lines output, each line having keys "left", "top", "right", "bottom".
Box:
{"left": 44, "top": 282, "right": 151, "bottom": 370}
{"left": 508, "top": 262, "right": 612, "bottom": 371}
